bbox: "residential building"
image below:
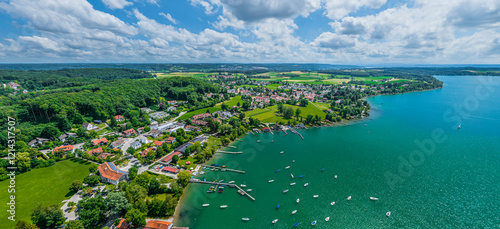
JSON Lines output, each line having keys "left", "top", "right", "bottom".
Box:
{"left": 212, "top": 111, "right": 233, "bottom": 120}
{"left": 52, "top": 145, "right": 74, "bottom": 154}
{"left": 114, "top": 115, "right": 124, "bottom": 122}
{"left": 110, "top": 138, "right": 126, "bottom": 148}
{"left": 192, "top": 113, "right": 211, "bottom": 120}
{"left": 153, "top": 141, "right": 164, "bottom": 147}
{"left": 138, "top": 136, "right": 149, "bottom": 144}
{"left": 165, "top": 137, "right": 176, "bottom": 144}
{"left": 97, "top": 153, "right": 114, "bottom": 160}
{"left": 141, "top": 147, "right": 154, "bottom": 157}
{"left": 137, "top": 127, "right": 144, "bottom": 133}
{"left": 58, "top": 133, "right": 77, "bottom": 142}
{"left": 98, "top": 162, "right": 128, "bottom": 185}
{"left": 88, "top": 147, "right": 103, "bottom": 156}
{"left": 130, "top": 141, "right": 142, "bottom": 149}
{"left": 82, "top": 122, "right": 96, "bottom": 130}
{"left": 123, "top": 129, "right": 137, "bottom": 137}
{"left": 150, "top": 129, "right": 162, "bottom": 138}
{"left": 144, "top": 220, "right": 172, "bottom": 229}
{"left": 28, "top": 137, "right": 51, "bottom": 148}
{"left": 92, "top": 137, "right": 108, "bottom": 146}
{"left": 190, "top": 120, "right": 208, "bottom": 126}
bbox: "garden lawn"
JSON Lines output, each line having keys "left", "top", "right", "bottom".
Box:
{"left": 178, "top": 96, "right": 242, "bottom": 120}
{"left": 0, "top": 159, "right": 93, "bottom": 228}
{"left": 245, "top": 103, "right": 326, "bottom": 123}
{"left": 177, "top": 156, "right": 198, "bottom": 170}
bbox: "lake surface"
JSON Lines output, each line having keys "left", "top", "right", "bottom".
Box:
{"left": 174, "top": 76, "right": 500, "bottom": 228}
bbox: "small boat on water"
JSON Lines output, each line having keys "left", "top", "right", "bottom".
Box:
{"left": 220, "top": 205, "right": 228, "bottom": 208}
{"left": 290, "top": 182, "right": 296, "bottom": 186}
{"left": 325, "top": 217, "right": 330, "bottom": 221}
{"left": 257, "top": 140, "right": 261, "bottom": 142}
{"left": 242, "top": 218, "right": 250, "bottom": 221}
{"left": 280, "top": 151, "right": 284, "bottom": 154}
{"left": 334, "top": 175, "right": 338, "bottom": 179}
{"left": 313, "top": 195, "right": 319, "bottom": 198}
{"left": 330, "top": 201, "right": 335, "bottom": 205}
{"left": 299, "top": 175, "right": 304, "bottom": 178}
{"left": 291, "top": 174, "right": 294, "bottom": 179}
{"left": 283, "top": 189, "right": 289, "bottom": 193}
{"left": 228, "top": 181, "right": 235, "bottom": 184}
{"left": 386, "top": 211, "right": 391, "bottom": 217}
{"left": 276, "top": 204, "right": 280, "bottom": 209}
{"left": 271, "top": 140, "right": 274, "bottom": 143}
{"left": 296, "top": 198, "right": 300, "bottom": 203}
{"left": 312, "top": 220, "right": 317, "bottom": 225}
{"left": 200, "top": 171, "right": 205, "bottom": 175}
{"left": 294, "top": 222, "right": 300, "bottom": 227}
{"left": 246, "top": 189, "right": 252, "bottom": 192}
{"left": 269, "top": 180, "right": 274, "bottom": 183}
{"left": 321, "top": 168, "right": 324, "bottom": 172}
{"left": 347, "top": 196, "right": 352, "bottom": 201}
{"left": 272, "top": 219, "right": 278, "bottom": 224}
{"left": 292, "top": 160, "right": 295, "bottom": 163}
{"left": 370, "top": 197, "right": 379, "bottom": 201}
{"left": 202, "top": 204, "right": 209, "bottom": 207}
{"left": 304, "top": 183, "right": 309, "bottom": 187}
{"left": 275, "top": 169, "right": 280, "bottom": 173}
{"left": 285, "top": 166, "right": 290, "bottom": 169}
{"left": 458, "top": 124, "right": 461, "bottom": 129}
{"left": 292, "top": 210, "right": 297, "bottom": 214}
{"left": 240, "top": 184, "right": 246, "bottom": 187}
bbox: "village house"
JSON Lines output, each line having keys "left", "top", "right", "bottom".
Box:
{"left": 141, "top": 147, "right": 154, "bottom": 157}
{"left": 97, "top": 153, "right": 114, "bottom": 160}
{"left": 8, "top": 82, "right": 20, "bottom": 89}
{"left": 137, "top": 127, "right": 144, "bottom": 134}
{"left": 190, "top": 119, "right": 208, "bottom": 126}
{"left": 92, "top": 137, "right": 108, "bottom": 146}
{"left": 58, "top": 133, "right": 77, "bottom": 143}
{"left": 82, "top": 122, "right": 96, "bottom": 131}
{"left": 192, "top": 113, "right": 211, "bottom": 120}
{"left": 144, "top": 220, "right": 172, "bottom": 229}
{"left": 110, "top": 138, "right": 126, "bottom": 149}
{"left": 122, "top": 128, "right": 137, "bottom": 137}
{"left": 212, "top": 111, "right": 233, "bottom": 120}
{"left": 130, "top": 141, "right": 142, "bottom": 150}
{"left": 115, "top": 218, "right": 131, "bottom": 229}
{"left": 165, "top": 136, "right": 176, "bottom": 144}
{"left": 138, "top": 136, "right": 150, "bottom": 144}
{"left": 184, "top": 125, "right": 201, "bottom": 132}
{"left": 88, "top": 147, "right": 103, "bottom": 156}
{"left": 150, "top": 129, "right": 162, "bottom": 138}
{"left": 153, "top": 141, "right": 164, "bottom": 147}
{"left": 161, "top": 151, "right": 182, "bottom": 164}
{"left": 52, "top": 145, "right": 74, "bottom": 154}
{"left": 98, "top": 162, "right": 128, "bottom": 185}
{"left": 114, "top": 115, "right": 124, "bottom": 122}
{"left": 28, "top": 137, "right": 51, "bottom": 148}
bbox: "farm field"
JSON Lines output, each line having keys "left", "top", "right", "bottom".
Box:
{"left": 178, "top": 96, "right": 243, "bottom": 120}
{"left": 245, "top": 102, "right": 328, "bottom": 123}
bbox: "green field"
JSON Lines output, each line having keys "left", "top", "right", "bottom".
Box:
{"left": 245, "top": 102, "right": 328, "bottom": 123}
{"left": 266, "top": 84, "right": 281, "bottom": 89}
{"left": 178, "top": 96, "right": 243, "bottom": 120}
{"left": 0, "top": 159, "right": 93, "bottom": 227}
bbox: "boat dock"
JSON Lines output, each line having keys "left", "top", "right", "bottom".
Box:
{"left": 216, "top": 150, "right": 242, "bottom": 154}
{"left": 227, "top": 146, "right": 237, "bottom": 149}
{"left": 203, "top": 165, "right": 246, "bottom": 173}
{"left": 289, "top": 128, "right": 304, "bottom": 140}
{"left": 190, "top": 180, "right": 255, "bottom": 201}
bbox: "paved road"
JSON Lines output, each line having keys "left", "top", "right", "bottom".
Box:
{"left": 171, "top": 111, "right": 187, "bottom": 122}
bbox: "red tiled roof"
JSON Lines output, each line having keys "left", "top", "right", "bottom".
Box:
{"left": 153, "top": 141, "right": 163, "bottom": 146}
{"left": 97, "top": 153, "right": 114, "bottom": 159}
{"left": 162, "top": 167, "right": 179, "bottom": 174}
{"left": 98, "top": 162, "right": 124, "bottom": 181}
{"left": 52, "top": 145, "right": 74, "bottom": 153}
{"left": 123, "top": 129, "right": 137, "bottom": 136}
{"left": 88, "top": 147, "right": 103, "bottom": 156}
{"left": 92, "top": 138, "right": 108, "bottom": 145}
{"left": 117, "top": 218, "right": 130, "bottom": 229}
{"left": 162, "top": 151, "right": 181, "bottom": 162}
{"left": 114, "top": 115, "right": 124, "bottom": 120}
{"left": 141, "top": 147, "right": 154, "bottom": 157}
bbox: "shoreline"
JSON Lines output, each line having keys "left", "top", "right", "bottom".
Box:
{"left": 171, "top": 86, "right": 443, "bottom": 227}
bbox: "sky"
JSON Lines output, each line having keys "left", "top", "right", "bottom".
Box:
{"left": 0, "top": 0, "right": 499, "bottom": 64}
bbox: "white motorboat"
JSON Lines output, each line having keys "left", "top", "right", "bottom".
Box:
{"left": 269, "top": 180, "right": 274, "bottom": 183}
{"left": 304, "top": 183, "right": 309, "bottom": 187}
{"left": 290, "top": 182, "right": 296, "bottom": 186}
{"left": 292, "top": 210, "right": 297, "bottom": 214}
{"left": 325, "top": 217, "right": 330, "bottom": 221}
{"left": 296, "top": 198, "right": 300, "bottom": 203}
{"left": 292, "top": 160, "right": 295, "bottom": 163}
{"left": 347, "top": 196, "right": 352, "bottom": 201}
{"left": 283, "top": 189, "right": 289, "bottom": 193}
{"left": 280, "top": 151, "right": 284, "bottom": 154}
{"left": 242, "top": 218, "right": 250, "bottom": 221}
{"left": 240, "top": 184, "right": 246, "bottom": 187}
{"left": 202, "top": 204, "right": 209, "bottom": 207}
{"left": 291, "top": 174, "right": 294, "bottom": 179}
{"left": 257, "top": 140, "right": 261, "bottom": 142}
{"left": 228, "top": 181, "right": 235, "bottom": 184}
{"left": 246, "top": 189, "right": 252, "bottom": 192}
{"left": 312, "top": 221, "right": 317, "bottom": 226}
{"left": 285, "top": 166, "right": 290, "bottom": 169}
{"left": 370, "top": 197, "right": 379, "bottom": 201}
{"left": 272, "top": 219, "right": 278, "bottom": 224}
{"left": 313, "top": 195, "right": 319, "bottom": 198}
{"left": 334, "top": 175, "right": 337, "bottom": 179}
{"left": 386, "top": 211, "right": 391, "bottom": 217}
{"left": 330, "top": 201, "right": 335, "bottom": 205}
{"left": 220, "top": 205, "right": 228, "bottom": 208}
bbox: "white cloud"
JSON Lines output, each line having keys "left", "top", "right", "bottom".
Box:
{"left": 159, "top": 13, "right": 177, "bottom": 24}
{"left": 322, "top": 0, "right": 387, "bottom": 20}
{"left": 101, "top": 0, "right": 132, "bottom": 9}
{"left": 189, "top": 0, "right": 217, "bottom": 14}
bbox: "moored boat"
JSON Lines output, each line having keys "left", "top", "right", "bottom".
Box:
{"left": 386, "top": 211, "right": 391, "bottom": 217}
{"left": 290, "top": 182, "right": 296, "bottom": 186}
{"left": 296, "top": 198, "right": 300, "bottom": 203}
{"left": 312, "top": 220, "right": 317, "bottom": 225}
{"left": 313, "top": 195, "right": 319, "bottom": 198}
{"left": 292, "top": 210, "right": 297, "bottom": 214}
{"left": 242, "top": 218, "right": 250, "bottom": 221}
{"left": 294, "top": 222, "right": 300, "bottom": 227}
{"left": 370, "top": 197, "right": 379, "bottom": 201}
{"left": 304, "top": 183, "right": 309, "bottom": 187}
{"left": 347, "top": 196, "right": 351, "bottom": 200}
{"left": 240, "top": 184, "right": 246, "bottom": 187}
{"left": 228, "top": 181, "right": 235, "bottom": 184}
{"left": 269, "top": 180, "right": 274, "bottom": 183}
{"left": 275, "top": 169, "right": 280, "bottom": 173}
{"left": 330, "top": 201, "right": 335, "bottom": 205}
{"left": 220, "top": 205, "right": 228, "bottom": 208}
{"left": 276, "top": 204, "right": 280, "bottom": 209}
{"left": 334, "top": 175, "right": 337, "bottom": 179}
{"left": 299, "top": 175, "right": 304, "bottom": 178}
{"left": 280, "top": 151, "right": 284, "bottom": 154}
{"left": 325, "top": 217, "right": 330, "bottom": 221}
{"left": 285, "top": 166, "right": 290, "bottom": 169}
{"left": 283, "top": 189, "right": 289, "bottom": 193}
{"left": 202, "top": 204, "right": 209, "bottom": 207}
{"left": 291, "top": 174, "right": 294, "bottom": 179}
{"left": 272, "top": 219, "right": 278, "bottom": 224}
{"left": 246, "top": 189, "right": 252, "bottom": 192}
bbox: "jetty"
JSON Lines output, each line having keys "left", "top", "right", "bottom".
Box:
{"left": 190, "top": 180, "right": 255, "bottom": 201}
{"left": 227, "top": 146, "right": 237, "bottom": 149}
{"left": 203, "top": 165, "right": 246, "bottom": 173}
{"left": 216, "top": 150, "right": 242, "bottom": 154}
{"left": 289, "top": 127, "right": 304, "bottom": 140}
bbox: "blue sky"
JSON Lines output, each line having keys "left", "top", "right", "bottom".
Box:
{"left": 0, "top": 0, "right": 499, "bottom": 64}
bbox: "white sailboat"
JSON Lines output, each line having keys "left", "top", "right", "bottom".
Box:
{"left": 202, "top": 204, "right": 209, "bottom": 207}
{"left": 313, "top": 195, "right": 319, "bottom": 198}
{"left": 370, "top": 197, "right": 379, "bottom": 201}
{"left": 269, "top": 179, "right": 274, "bottom": 183}
{"left": 304, "top": 183, "right": 309, "bottom": 187}
{"left": 330, "top": 201, "right": 335, "bottom": 205}
{"left": 290, "top": 182, "right": 296, "bottom": 186}
{"left": 292, "top": 210, "right": 297, "bottom": 214}
{"left": 220, "top": 205, "right": 228, "bottom": 208}
{"left": 296, "top": 198, "right": 300, "bottom": 203}
{"left": 325, "top": 217, "right": 330, "bottom": 222}
{"left": 347, "top": 196, "right": 352, "bottom": 201}
{"left": 285, "top": 166, "right": 290, "bottom": 169}
{"left": 272, "top": 219, "right": 278, "bottom": 224}
{"left": 283, "top": 189, "right": 289, "bottom": 193}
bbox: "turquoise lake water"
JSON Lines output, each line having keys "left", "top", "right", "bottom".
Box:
{"left": 174, "top": 76, "right": 500, "bottom": 228}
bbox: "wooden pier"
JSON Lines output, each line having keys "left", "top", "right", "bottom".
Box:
{"left": 190, "top": 180, "right": 255, "bottom": 201}
{"left": 202, "top": 165, "right": 246, "bottom": 173}
{"left": 227, "top": 146, "right": 237, "bottom": 149}
{"left": 216, "top": 150, "right": 242, "bottom": 154}
{"left": 289, "top": 128, "right": 304, "bottom": 140}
